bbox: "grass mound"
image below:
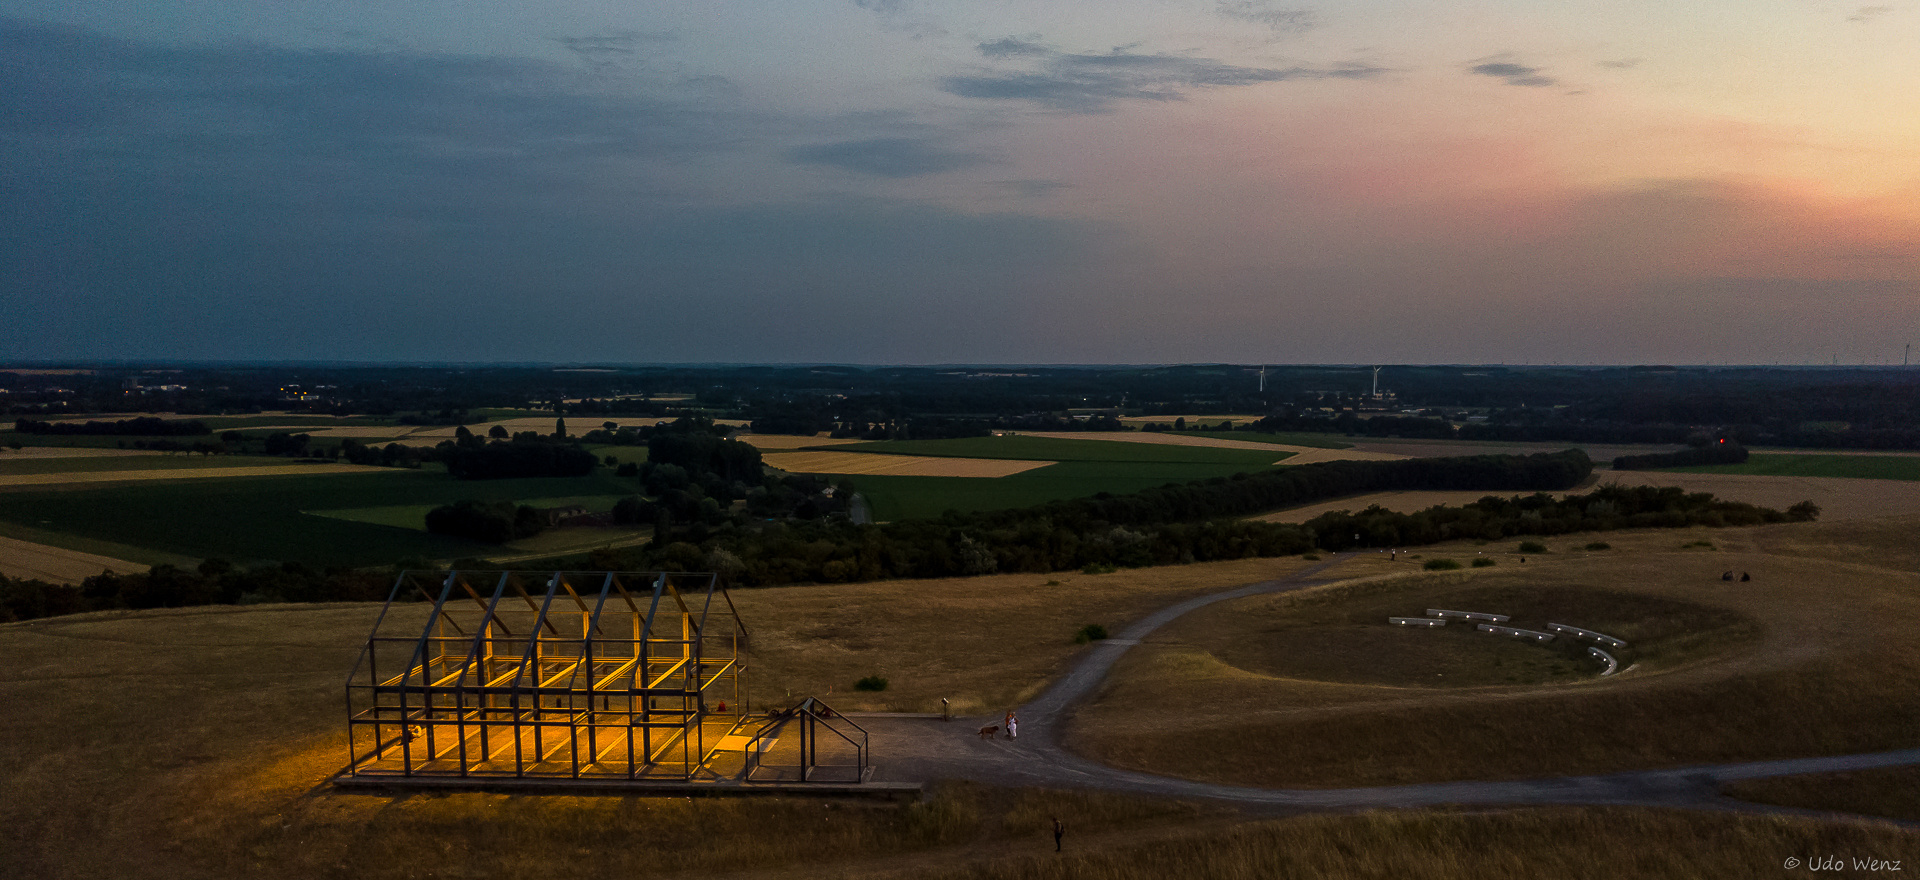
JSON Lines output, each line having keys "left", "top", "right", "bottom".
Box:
{"left": 1209, "top": 581, "right": 1755, "bottom": 689}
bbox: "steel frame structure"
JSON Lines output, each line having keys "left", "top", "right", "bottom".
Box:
{"left": 344, "top": 570, "right": 751, "bottom": 783}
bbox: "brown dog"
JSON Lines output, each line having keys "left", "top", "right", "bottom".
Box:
{"left": 977, "top": 724, "right": 999, "bottom": 739}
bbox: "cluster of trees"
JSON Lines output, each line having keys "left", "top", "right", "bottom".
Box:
{"left": 424, "top": 499, "right": 548, "bottom": 544}
{"left": 645, "top": 431, "right": 763, "bottom": 483}
{"left": 0, "top": 560, "right": 390, "bottom": 623}
{"left": 1303, "top": 483, "right": 1813, "bottom": 551}
{"left": 14, "top": 417, "right": 211, "bottom": 436}
{"left": 1613, "top": 440, "right": 1750, "bottom": 470}
{"left": 338, "top": 438, "right": 426, "bottom": 468}
{"left": 437, "top": 430, "right": 599, "bottom": 480}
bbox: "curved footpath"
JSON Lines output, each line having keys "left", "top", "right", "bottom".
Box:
{"left": 858, "top": 555, "right": 1920, "bottom": 825}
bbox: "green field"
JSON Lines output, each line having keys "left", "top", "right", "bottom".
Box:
{"left": 1670, "top": 453, "right": 1920, "bottom": 481}
{"left": 840, "top": 434, "right": 1291, "bottom": 465}
{"left": 0, "top": 454, "right": 304, "bottom": 475}
{"left": 0, "top": 468, "right": 645, "bottom": 567}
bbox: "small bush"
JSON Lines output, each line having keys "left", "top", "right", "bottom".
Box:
{"left": 1682, "top": 540, "right": 1717, "bottom": 550}
{"left": 1081, "top": 562, "right": 1117, "bottom": 575}
{"left": 1471, "top": 557, "right": 1496, "bottom": 568}
{"left": 1301, "top": 554, "right": 1321, "bottom": 561}
{"left": 1045, "top": 579, "right": 1062, "bottom": 586}
{"left": 854, "top": 675, "right": 888, "bottom": 692}
{"left": 1517, "top": 541, "right": 1548, "bottom": 554}
{"left": 1585, "top": 541, "right": 1612, "bottom": 551}
{"left": 1424, "top": 558, "right": 1462, "bottom": 571}
{"left": 1073, "top": 623, "right": 1109, "bottom": 644}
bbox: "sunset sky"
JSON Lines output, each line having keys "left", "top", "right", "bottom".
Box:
{"left": 3, "top": 1, "right": 1917, "bottom": 364}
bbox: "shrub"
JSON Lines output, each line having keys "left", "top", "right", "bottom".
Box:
{"left": 1424, "top": 558, "right": 1462, "bottom": 571}
{"left": 1585, "top": 541, "right": 1612, "bottom": 551}
{"left": 1470, "top": 557, "right": 1496, "bottom": 568}
{"left": 1517, "top": 541, "right": 1548, "bottom": 554}
{"left": 1081, "top": 562, "right": 1117, "bottom": 575}
{"left": 1302, "top": 554, "right": 1321, "bottom": 561}
{"left": 1073, "top": 623, "right": 1109, "bottom": 644}
{"left": 854, "top": 675, "right": 888, "bottom": 692}
{"left": 1683, "top": 540, "right": 1716, "bottom": 550}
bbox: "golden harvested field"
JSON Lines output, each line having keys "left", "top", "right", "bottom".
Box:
{"left": 1067, "top": 520, "right": 1920, "bottom": 789}
{"left": 0, "top": 462, "right": 389, "bottom": 488}
{"left": 0, "top": 535, "right": 144, "bottom": 583}
{"left": 402, "top": 417, "right": 573, "bottom": 440}
{"left": 739, "top": 433, "right": 866, "bottom": 449}
{"left": 761, "top": 450, "right": 1054, "bottom": 478}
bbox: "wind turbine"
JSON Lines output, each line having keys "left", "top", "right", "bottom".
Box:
{"left": 1371, "top": 366, "right": 1382, "bottom": 398}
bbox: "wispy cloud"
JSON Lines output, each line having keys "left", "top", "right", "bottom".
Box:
{"left": 1597, "top": 58, "right": 1641, "bottom": 70}
{"left": 851, "top": 0, "right": 947, "bottom": 39}
{"left": 994, "top": 179, "right": 1072, "bottom": 198}
{"left": 1848, "top": 5, "right": 1894, "bottom": 22}
{"left": 555, "top": 30, "right": 673, "bottom": 69}
{"left": 945, "top": 41, "right": 1384, "bottom": 112}
{"left": 786, "top": 137, "right": 987, "bottom": 177}
{"left": 1468, "top": 60, "right": 1557, "bottom": 87}
{"left": 978, "top": 36, "right": 1051, "bottom": 58}
{"left": 1215, "top": 1, "right": 1317, "bottom": 35}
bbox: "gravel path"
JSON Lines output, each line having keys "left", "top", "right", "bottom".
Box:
{"left": 861, "top": 555, "right": 1920, "bottom": 821}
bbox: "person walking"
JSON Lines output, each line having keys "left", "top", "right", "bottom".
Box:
{"left": 1006, "top": 711, "right": 1018, "bottom": 740}
{"left": 1052, "top": 816, "right": 1064, "bottom": 852}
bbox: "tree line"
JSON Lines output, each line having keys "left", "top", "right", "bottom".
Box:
{"left": 14, "top": 417, "right": 212, "bottom": 436}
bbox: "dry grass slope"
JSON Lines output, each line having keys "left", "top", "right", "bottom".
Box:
{"left": 5, "top": 516, "right": 1919, "bottom": 878}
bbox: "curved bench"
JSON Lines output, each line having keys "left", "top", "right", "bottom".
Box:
{"left": 1547, "top": 623, "right": 1628, "bottom": 648}
{"left": 1588, "top": 646, "right": 1620, "bottom": 675}
{"left": 1387, "top": 616, "right": 1446, "bottom": 627}
{"left": 1476, "top": 623, "right": 1556, "bottom": 643}
{"left": 1428, "top": 609, "right": 1509, "bottom": 623}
